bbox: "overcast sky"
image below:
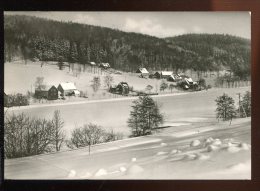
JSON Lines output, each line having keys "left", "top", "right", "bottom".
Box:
{"left": 5, "top": 11, "right": 251, "bottom": 39}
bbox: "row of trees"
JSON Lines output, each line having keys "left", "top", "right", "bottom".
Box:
{"left": 4, "top": 110, "right": 122, "bottom": 159}
{"left": 4, "top": 15, "right": 251, "bottom": 79}
{"left": 4, "top": 110, "right": 64, "bottom": 158}
{"left": 90, "top": 75, "right": 114, "bottom": 94}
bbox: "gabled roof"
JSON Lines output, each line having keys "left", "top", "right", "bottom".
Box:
{"left": 59, "top": 82, "right": 77, "bottom": 90}
{"left": 35, "top": 85, "right": 56, "bottom": 91}
{"left": 136, "top": 68, "right": 149, "bottom": 74}
{"left": 168, "top": 74, "right": 175, "bottom": 79}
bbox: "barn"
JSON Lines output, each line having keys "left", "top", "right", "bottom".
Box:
{"left": 35, "top": 85, "right": 58, "bottom": 100}
{"left": 58, "top": 82, "right": 79, "bottom": 96}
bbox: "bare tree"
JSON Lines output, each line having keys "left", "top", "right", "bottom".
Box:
{"left": 104, "top": 74, "right": 114, "bottom": 89}
{"left": 67, "top": 123, "right": 123, "bottom": 154}
{"left": 145, "top": 85, "right": 153, "bottom": 93}
{"left": 4, "top": 113, "right": 55, "bottom": 158}
{"left": 52, "top": 110, "right": 65, "bottom": 151}
{"left": 91, "top": 76, "right": 101, "bottom": 93}
{"left": 160, "top": 80, "right": 168, "bottom": 92}
{"left": 34, "top": 77, "right": 46, "bottom": 90}
{"left": 168, "top": 84, "right": 175, "bottom": 93}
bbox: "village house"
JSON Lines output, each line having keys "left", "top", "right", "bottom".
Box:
{"left": 100, "top": 63, "right": 111, "bottom": 69}
{"left": 109, "top": 82, "right": 130, "bottom": 95}
{"left": 154, "top": 71, "right": 174, "bottom": 80}
{"left": 35, "top": 85, "right": 59, "bottom": 100}
{"left": 136, "top": 68, "right": 149, "bottom": 77}
{"left": 57, "top": 82, "right": 80, "bottom": 96}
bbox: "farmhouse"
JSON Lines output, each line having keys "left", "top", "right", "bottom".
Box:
{"left": 109, "top": 82, "right": 129, "bottom": 95}
{"left": 136, "top": 68, "right": 149, "bottom": 77}
{"left": 35, "top": 85, "right": 58, "bottom": 100}
{"left": 117, "top": 82, "right": 129, "bottom": 94}
{"left": 154, "top": 71, "right": 174, "bottom": 80}
{"left": 57, "top": 82, "right": 79, "bottom": 96}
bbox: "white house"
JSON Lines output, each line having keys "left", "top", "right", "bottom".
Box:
{"left": 57, "top": 82, "right": 80, "bottom": 96}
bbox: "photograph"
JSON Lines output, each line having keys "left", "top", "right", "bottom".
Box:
{"left": 3, "top": 11, "right": 251, "bottom": 180}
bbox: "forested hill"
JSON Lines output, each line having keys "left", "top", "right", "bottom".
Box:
{"left": 165, "top": 34, "right": 251, "bottom": 79}
{"left": 4, "top": 15, "right": 251, "bottom": 79}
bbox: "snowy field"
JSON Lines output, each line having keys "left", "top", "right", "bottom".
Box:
{"left": 4, "top": 61, "right": 182, "bottom": 96}
{"left": 5, "top": 117, "right": 251, "bottom": 179}
{"left": 4, "top": 61, "right": 251, "bottom": 179}
{"left": 5, "top": 85, "right": 250, "bottom": 137}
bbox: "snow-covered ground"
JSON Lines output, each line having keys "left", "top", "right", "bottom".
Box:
{"left": 4, "top": 61, "right": 181, "bottom": 96}
{"left": 5, "top": 117, "right": 251, "bottom": 179}
{"left": 4, "top": 61, "right": 251, "bottom": 179}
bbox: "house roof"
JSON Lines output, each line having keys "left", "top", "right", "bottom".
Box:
{"left": 73, "top": 90, "right": 80, "bottom": 95}
{"left": 59, "top": 82, "right": 77, "bottom": 90}
{"left": 168, "top": 74, "right": 175, "bottom": 79}
{"left": 35, "top": 85, "right": 56, "bottom": 91}
{"left": 101, "top": 63, "right": 110, "bottom": 67}
{"left": 136, "top": 68, "right": 149, "bottom": 74}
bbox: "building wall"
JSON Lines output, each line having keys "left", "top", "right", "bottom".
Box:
{"left": 48, "top": 86, "right": 58, "bottom": 100}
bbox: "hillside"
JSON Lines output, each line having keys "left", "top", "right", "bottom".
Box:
{"left": 4, "top": 15, "right": 251, "bottom": 79}
{"left": 165, "top": 34, "right": 251, "bottom": 79}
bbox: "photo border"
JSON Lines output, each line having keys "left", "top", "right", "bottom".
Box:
{"left": 1, "top": 0, "right": 260, "bottom": 190}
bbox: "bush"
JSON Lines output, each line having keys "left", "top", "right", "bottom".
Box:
{"left": 4, "top": 93, "right": 29, "bottom": 107}
{"left": 160, "top": 80, "right": 168, "bottom": 92}
{"left": 67, "top": 124, "right": 123, "bottom": 154}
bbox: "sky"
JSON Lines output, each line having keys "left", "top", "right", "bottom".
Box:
{"left": 5, "top": 12, "right": 251, "bottom": 39}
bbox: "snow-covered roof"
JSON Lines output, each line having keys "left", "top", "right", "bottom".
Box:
{"left": 161, "top": 71, "right": 173, "bottom": 76}
{"left": 168, "top": 74, "right": 175, "bottom": 79}
{"left": 137, "top": 68, "right": 149, "bottom": 74}
{"left": 73, "top": 90, "right": 80, "bottom": 95}
{"left": 101, "top": 63, "right": 110, "bottom": 67}
{"left": 59, "top": 82, "right": 77, "bottom": 90}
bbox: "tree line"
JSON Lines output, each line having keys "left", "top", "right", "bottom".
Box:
{"left": 4, "top": 110, "right": 123, "bottom": 159}
{"left": 4, "top": 15, "right": 250, "bottom": 79}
